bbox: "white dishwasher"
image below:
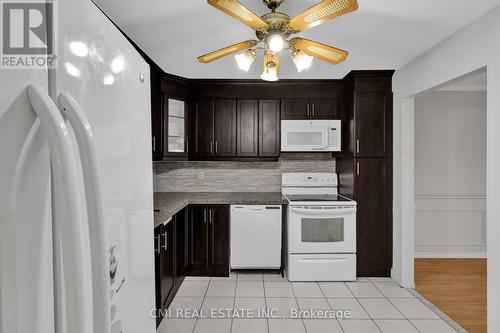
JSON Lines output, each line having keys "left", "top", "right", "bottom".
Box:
{"left": 230, "top": 205, "right": 282, "bottom": 269}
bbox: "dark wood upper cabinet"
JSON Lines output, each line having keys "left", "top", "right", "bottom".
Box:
{"left": 354, "top": 158, "right": 391, "bottom": 276}
{"left": 214, "top": 99, "right": 237, "bottom": 157}
{"left": 281, "top": 99, "right": 310, "bottom": 119}
{"left": 354, "top": 92, "right": 391, "bottom": 158}
{"left": 192, "top": 99, "right": 214, "bottom": 157}
{"left": 237, "top": 99, "right": 259, "bottom": 157}
{"left": 310, "top": 99, "right": 338, "bottom": 119}
{"left": 151, "top": 68, "right": 164, "bottom": 160}
{"left": 259, "top": 99, "right": 281, "bottom": 157}
{"left": 281, "top": 99, "right": 338, "bottom": 120}
{"left": 163, "top": 97, "right": 188, "bottom": 158}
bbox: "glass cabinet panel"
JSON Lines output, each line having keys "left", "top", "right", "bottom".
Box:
{"left": 166, "top": 98, "right": 186, "bottom": 153}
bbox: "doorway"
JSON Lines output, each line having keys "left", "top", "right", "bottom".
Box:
{"left": 412, "top": 70, "right": 487, "bottom": 333}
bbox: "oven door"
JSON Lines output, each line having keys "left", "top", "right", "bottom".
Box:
{"left": 288, "top": 206, "right": 356, "bottom": 254}
{"left": 281, "top": 124, "right": 328, "bottom": 151}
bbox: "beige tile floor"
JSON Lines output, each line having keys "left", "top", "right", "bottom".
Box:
{"left": 157, "top": 272, "right": 461, "bottom": 333}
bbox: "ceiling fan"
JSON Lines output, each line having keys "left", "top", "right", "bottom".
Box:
{"left": 198, "top": 0, "right": 358, "bottom": 81}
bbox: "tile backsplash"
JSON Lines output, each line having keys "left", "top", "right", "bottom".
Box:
{"left": 153, "top": 154, "right": 335, "bottom": 192}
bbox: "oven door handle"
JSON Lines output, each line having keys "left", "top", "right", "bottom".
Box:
{"left": 290, "top": 207, "right": 356, "bottom": 216}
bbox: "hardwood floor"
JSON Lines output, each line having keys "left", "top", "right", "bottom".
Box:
{"left": 414, "top": 258, "right": 487, "bottom": 333}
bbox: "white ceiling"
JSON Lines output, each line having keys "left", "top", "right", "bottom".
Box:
{"left": 93, "top": 0, "right": 500, "bottom": 79}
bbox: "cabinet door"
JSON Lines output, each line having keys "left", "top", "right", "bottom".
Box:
{"left": 192, "top": 99, "right": 214, "bottom": 157}
{"left": 151, "top": 69, "right": 164, "bottom": 160}
{"left": 154, "top": 226, "right": 162, "bottom": 318}
{"left": 209, "top": 206, "right": 230, "bottom": 276}
{"left": 259, "top": 99, "right": 280, "bottom": 157}
{"left": 310, "top": 99, "right": 338, "bottom": 119}
{"left": 214, "top": 99, "right": 237, "bottom": 157}
{"left": 164, "top": 97, "right": 188, "bottom": 157}
{"left": 355, "top": 158, "right": 391, "bottom": 276}
{"left": 281, "top": 99, "right": 310, "bottom": 119}
{"left": 160, "top": 221, "right": 175, "bottom": 308}
{"left": 188, "top": 206, "right": 210, "bottom": 275}
{"left": 237, "top": 99, "right": 259, "bottom": 157}
{"left": 355, "top": 92, "right": 389, "bottom": 157}
{"left": 175, "top": 208, "right": 187, "bottom": 282}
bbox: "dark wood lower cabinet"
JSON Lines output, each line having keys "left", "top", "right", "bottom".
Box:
{"left": 154, "top": 208, "right": 187, "bottom": 327}
{"left": 155, "top": 204, "right": 230, "bottom": 326}
{"left": 160, "top": 220, "right": 174, "bottom": 308}
{"left": 209, "top": 206, "right": 230, "bottom": 276}
{"left": 187, "top": 205, "right": 209, "bottom": 273}
{"left": 187, "top": 205, "right": 230, "bottom": 277}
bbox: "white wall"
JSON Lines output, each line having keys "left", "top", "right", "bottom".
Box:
{"left": 392, "top": 5, "right": 500, "bottom": 332}
{"left": 414, "top": 91, "right": 486, "bottom": 258}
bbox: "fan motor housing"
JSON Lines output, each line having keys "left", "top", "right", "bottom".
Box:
{"left": 263, "top": 0, "right": 285, "bottom": 11}
{"left": 256, "top": 12, "right": 292, "bottom": 40}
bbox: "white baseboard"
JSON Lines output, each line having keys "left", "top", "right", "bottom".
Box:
{"left": 414, "top": 252, "right": 487, "bottom": 259}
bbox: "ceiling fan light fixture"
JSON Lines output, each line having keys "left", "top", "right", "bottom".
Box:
{"left": 235, "top": 49, "right": 256, "bottom": 72}
{"left": 268, "top": 33, "right": 285, "bottom": 53}
{"left": 261, "top": 60, "right": 279, "bottom": 81}
{"left": 292, "top": 50, "right": 313, "bottom": 72}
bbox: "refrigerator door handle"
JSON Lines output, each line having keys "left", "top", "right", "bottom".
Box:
{"left": 27, "top": 85, "right": 94, "bottom": 333}
{"left": 57, "top": 92, "right": 111, "bottom": 333}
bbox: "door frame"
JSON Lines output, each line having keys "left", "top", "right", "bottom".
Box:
{"left": 395, "top": 66, "right": 494, "bottom": 323}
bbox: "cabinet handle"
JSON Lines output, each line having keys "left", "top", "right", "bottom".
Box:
{"left": 356, "top": 162, "right": 360, "bottom": 176}
{"left": 155, "top": 235, "right": 161, "bottom": 254}
{"left": 186, "top": 140, "right": 189, "bottom": 154}
{"left": 356, "top": 140, "right": 360, "bottom": 154}
{"left": 306, "top": 104, "right": 310, "bottom": 117}
{"left": 210, "top": 141, "right": 213, "bottom": 154}
{"left": 162, "top": 231, "right": 167, "bottom": 251}
{"left": 152, "top": 136, "right": 156, "bottom": 151}
{"left": 204, "top": 209, "right": 207, "bottom": 224}
{"left": 215, "top": 141, "right": 218, "bottom": 154}
{"left": 209, "top": 209, "right": 212, "bottom": 224}
{"left": 312, "top": 104, "right": 315, "bottom": 118}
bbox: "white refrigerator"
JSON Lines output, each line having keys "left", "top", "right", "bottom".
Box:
{"left": 0, "top": 0, "right": 156, "bottom": 332}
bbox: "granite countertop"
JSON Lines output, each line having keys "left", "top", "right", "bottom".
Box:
{"left": 154, "top": 192, "right": 288, "bottom": 227}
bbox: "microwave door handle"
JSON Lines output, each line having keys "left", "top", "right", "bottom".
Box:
{"left": 290, "top": 207, "right": 355, "bottom": 216}
{"left": 57, "top": 92, "right": 110, "bottom": 333}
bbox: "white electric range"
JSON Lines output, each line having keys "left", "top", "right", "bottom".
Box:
{"left": 282, "top": 173, "right": 357, "bottom": 281}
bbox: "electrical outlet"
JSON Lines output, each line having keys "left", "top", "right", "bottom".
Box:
{"left": 196, "top": 171, "right": 205, "bottom": 181}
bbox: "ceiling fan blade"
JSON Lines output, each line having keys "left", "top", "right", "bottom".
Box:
{"left": 198, "top": 40, "right": 258, "bottom": 63}
{"left": 290, "top": 38, "right": 348, "bottom": 64}
{"left": 208, "top": 0, "right": 267, "bottom": 30}
{"left": 288, "top": 0, "right": 358, "bottom": 32}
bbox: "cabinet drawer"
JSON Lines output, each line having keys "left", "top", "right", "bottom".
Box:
{"left": 287, "top": 254, "right": 356, "bottom": 281}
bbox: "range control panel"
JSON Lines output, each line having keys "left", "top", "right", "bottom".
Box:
{"left": 282, "top": 173, "right": 338, "bottom": 187}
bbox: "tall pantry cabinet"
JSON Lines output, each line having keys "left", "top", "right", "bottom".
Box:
{"left": 337, "top": 71, "right": 394, "bottom": 277}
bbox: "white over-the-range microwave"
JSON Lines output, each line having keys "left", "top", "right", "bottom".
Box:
{"left": 281, "top": 120, "right": 341, "bottom": 152}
